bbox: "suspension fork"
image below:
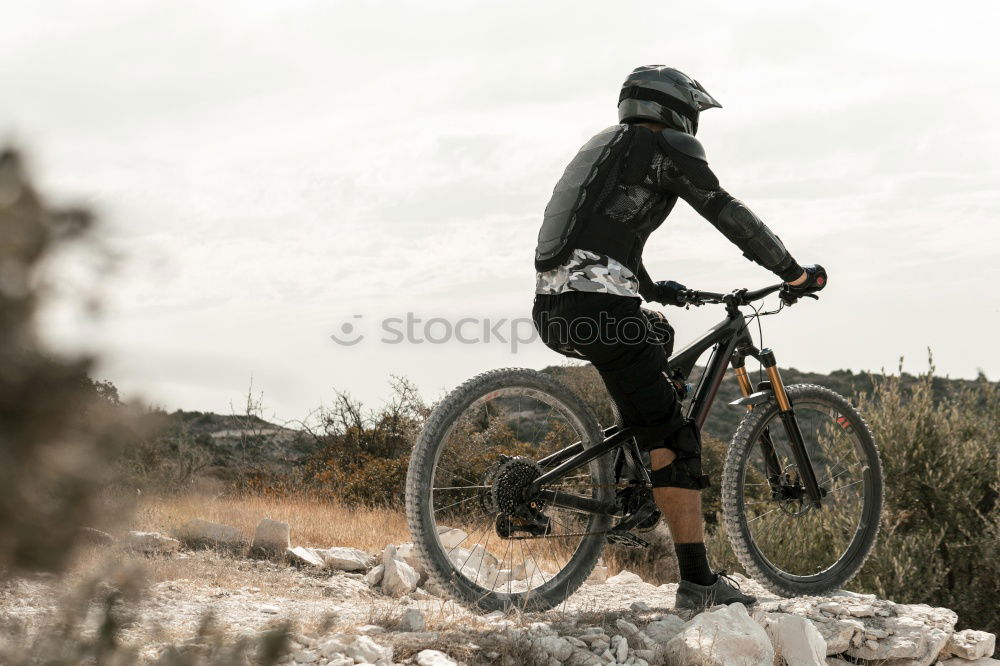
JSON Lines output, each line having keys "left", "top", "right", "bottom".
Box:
{"left": 759, "top": 349, "right": 824, "bottom": 508}
{"left": 731, "top": 354, "right": 784, "bottom": 485}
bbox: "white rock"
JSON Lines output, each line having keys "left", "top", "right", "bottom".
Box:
{"left": 512, "top": 557, "right": 541, "bottom": 581}
{"left": 318, "top": 636, "right": 351, "bottom": 658}
{"left": 416, "top": 649, "right": 457, "bottom": 666}
{"left": 664, "top": 603, "right": 774, "bottom": 666}
{"left": 292, "top": 650, "right": 317, "bottom": 663}
{"left": 568, "top": 647, "right": 604, "bottom": 665}
{"left": 644, "top": 615, "right": 685, "bottom": 644}
{"left": 437, "top": 527, "right": 468, "bottom": 550}
{"left": 287, "top": 546, "right": 326, "bottom": 567}
{"left": 122, "top": 531, "right": 181, "bottom": 554}
{"left": 463, "top": 544, "right": 499, "bottom": 575}
{"left": 845, "top": 604, "right": 956, "bottom": 663}
{"left": 536, "top": 636, "right": 574, "bottom": 662}
{"left": 259, "top": 604, "right": 280, "bottom": 614}
{"left": 941, "top": 629, "right": 996, "bottom": 661}
{"left": 611, "top": 635, "right": 628, "bottom": 663}
{"left": 615, "top": 619, "right": 652, "bottom": 650}
{"left": 364, "top": 563, "right": 384, "bottom": 586}
{"left": 606, "top": 570, "right": 643, "bottom": 585}
{"left": 847, "top": 603, "right": 876, "bottom": 617}
{"left": 252, "top": 519, "right": 290, "bottom": 553}
{"left": 357, "top": 624, "right": 386, "bottom": 634}
{"left": 818, "top": 601, "right": 848, "bottom": 616}
{"left": 586, "top": 565, "right": 609, "bottom": 584}
{"left": 399, "top": 608, "right": 425, "bottom": 632}
{"left": 325, "top": 657, "right": 353, "bottom": 666}
{"left": 322, "top": 546, "right": 373, "bottom": 571}
{"left": 814, "top": 617, "right": 863, "bottom": 654}
{"left": 175, "top": 519, "right": 243, "bottom": 546}
{"left": 759, "top": 613, "right": 826, "bottom": 666}
{"left": 394, "top": 543, "right": 427, "bottom": 581}
{"left": 345, "top": 635, "right": 392, "bottom": 665}
{"left": 445, "top": 546, "right": 471, "bottom": 567}
{"left": 381, "top": 546, "right": 419, "bottom": 596}
{"left": 487, "top": 569, "right": 513, "bottom": 588}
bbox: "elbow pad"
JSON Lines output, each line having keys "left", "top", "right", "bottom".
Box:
{"left": 715, "top": 199, "right": 798, "bottom": 280}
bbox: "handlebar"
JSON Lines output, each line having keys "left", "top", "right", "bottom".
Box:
{"left": 678, "top": 283, "right": 787, "bottom": 308}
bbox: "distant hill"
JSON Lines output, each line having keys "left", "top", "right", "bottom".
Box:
{"left": 155, "top": 410, "right": 311, "bottom": 471}
{"left": 141, "top": 365, "right": 989, "bottom": 469}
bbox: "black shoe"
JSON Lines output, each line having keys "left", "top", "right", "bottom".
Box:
{"left": 675, "top": 570, "right": 757, "bottom": 611}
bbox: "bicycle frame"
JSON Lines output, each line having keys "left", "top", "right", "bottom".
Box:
{"left": 524, "top": 296, "right": 825, "bottom": 517}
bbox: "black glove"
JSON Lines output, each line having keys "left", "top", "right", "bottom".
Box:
{"left": 651, "top": 280, "right": 688, "bottom": 307}
{"left": 780, "top": 264, "right": 827, "bottom": 305}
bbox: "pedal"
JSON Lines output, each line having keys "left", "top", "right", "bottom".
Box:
{"left": 606, "top": 530, "right": 650, "bottom": 548}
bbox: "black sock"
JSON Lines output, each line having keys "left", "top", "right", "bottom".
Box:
{"left": 674, "top": 542, "right": 715, "bottom": 586}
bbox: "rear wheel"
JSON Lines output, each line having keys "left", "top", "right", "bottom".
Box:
{"left": 722, "top": 384, "right": 883, "bottom": 596}
{"left": 405, "top": 368, "right": 614, "bottom": 612}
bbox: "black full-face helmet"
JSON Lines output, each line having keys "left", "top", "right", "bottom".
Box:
{"left": 617, "top": 65, "right": 722, "bottom": 135}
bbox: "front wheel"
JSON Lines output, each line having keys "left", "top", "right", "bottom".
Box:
{"left": 722, "top": 384, "right": 883, "bottom": 596}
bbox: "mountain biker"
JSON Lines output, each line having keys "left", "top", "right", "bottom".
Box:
{"left": 531, "top": 65, "right": 826, "bottom": 611}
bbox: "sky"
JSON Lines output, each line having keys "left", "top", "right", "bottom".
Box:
{"left": 3, "top": 0, "right": 998, "bottom": 422}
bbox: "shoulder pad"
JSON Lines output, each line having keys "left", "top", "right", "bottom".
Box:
{"left": 659, "top": 129, "right": 707, "bottom": 162}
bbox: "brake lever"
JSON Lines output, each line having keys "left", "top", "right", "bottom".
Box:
{"left": 779, "top": 290, "right": 820, "bottom": 306}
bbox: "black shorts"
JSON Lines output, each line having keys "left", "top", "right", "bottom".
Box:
{"left": 532, "top": 291, "right": 683, "bottom": 451}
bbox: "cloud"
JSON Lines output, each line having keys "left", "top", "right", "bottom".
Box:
{"left": 5, "top": 0, "right": 999, "bottom": 416}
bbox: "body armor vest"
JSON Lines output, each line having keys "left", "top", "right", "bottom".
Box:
{"left": 534, "top": 124, "right": 675, "bottom": 276}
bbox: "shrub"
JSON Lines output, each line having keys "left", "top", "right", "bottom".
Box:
{"left": 0, "top": 148, "right": 127, "bottom": 575}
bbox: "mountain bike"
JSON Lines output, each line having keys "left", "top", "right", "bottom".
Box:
{"left": 405, "top": 282, "right": 883, "bottom": 611}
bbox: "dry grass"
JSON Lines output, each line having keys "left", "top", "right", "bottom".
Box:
{"left": 128, "top": 493, "right": 410, "bottom": 553}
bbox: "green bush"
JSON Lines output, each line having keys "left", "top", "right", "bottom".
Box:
{"left": 852, "top": 363, "right": 999, "bottom": 632}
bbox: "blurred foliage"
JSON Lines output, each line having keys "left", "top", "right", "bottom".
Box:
{"left": 0, "top": 148, "right": 294, "bottom": 664}
{"left": 0, "top": 148, "right": 126, "bottom": 575}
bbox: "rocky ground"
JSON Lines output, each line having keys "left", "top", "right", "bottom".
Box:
{"left": 0, "top": 518, "right": 995, "bottom": 666}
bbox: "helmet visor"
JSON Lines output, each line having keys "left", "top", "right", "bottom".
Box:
{"left": 690, "top": 79, "right": 722, "bottom": 111}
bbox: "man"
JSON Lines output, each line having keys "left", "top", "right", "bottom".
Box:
{"left": 531, "top": 65, "right": 826, "bottom": 610}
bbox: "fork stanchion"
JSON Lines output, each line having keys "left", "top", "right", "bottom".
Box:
{"left": 730, "top": 355, "right": 755, "bottom": 407}
{"left": 760, "top": 348, "right": 792, "bottom": 412}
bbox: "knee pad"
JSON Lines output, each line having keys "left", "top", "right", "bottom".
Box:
{"left": 649, "top": 456, "right": 710, "bottom": 490}
{"left": 648, "top": 420, "right": 711, "bottom": 490}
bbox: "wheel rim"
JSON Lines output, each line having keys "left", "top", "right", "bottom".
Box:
{"left": 427, "top": 384, "right": 609, "bottom": 600}
{"left": 738, "top": 399, "right": 877, "bottom": 581}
